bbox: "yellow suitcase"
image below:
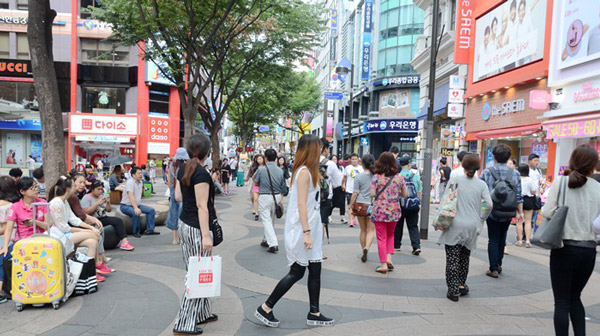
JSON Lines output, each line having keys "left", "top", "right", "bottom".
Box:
{"left": 11, "top": 203, "right": 66, "bottom": 311}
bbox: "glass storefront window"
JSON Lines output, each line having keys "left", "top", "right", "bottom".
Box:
{"left": 0, "top": 33, "right": 9, "bottom": 59}
{"left": 81, "top": 39, "right": 130, "bottom": 67}
{"left": 83, "top": 87, "right": 126, "bottom": 114}
{"left": 16, "top": 0, "right": 27, "bottom": 10}
{"left": 483, "top": 136, "right": 548, "bottom": 175}
{"left": 0, "top": 0, "right": 8, "bottom": 9}
{"left": 0, "top": 82, "right": 38, "bottom": 113}
{"left": 17, "top": 33, "right": 29, "bottom": 60}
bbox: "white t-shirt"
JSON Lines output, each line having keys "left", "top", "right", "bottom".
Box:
{"left": 449, "top": 166, "right": 465, "bottom": 180}
{"left": 521, "top": 176, "right": 539, "bottom": 197}
{"left": 344, "top": 165, "right": 364, "bottom": 194}
{"left": 529, "top": 166, "right": 542, "bottom": 186}
{"left": 320, "top": 156, "right": 342, "bottom": 199}
{"left": 27, "top": 158, "right": 35, "bottom": 169}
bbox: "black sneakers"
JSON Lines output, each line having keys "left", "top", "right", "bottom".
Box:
{"left": 255, "top": 305, "right": 280, "bottom": 328}
{"left": 306, "top": 312, "right": 334, "bottom": 326}
{"left": 459, "top": 285, "right": 470, "bottom": 296}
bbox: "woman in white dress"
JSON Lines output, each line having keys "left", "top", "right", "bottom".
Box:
{"left": 255, "top": 134, "right": 334, "bottom": 328}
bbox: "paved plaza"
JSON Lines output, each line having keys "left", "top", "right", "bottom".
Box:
{"left": 1, "top": 184, "right": 600, "bottom": 336}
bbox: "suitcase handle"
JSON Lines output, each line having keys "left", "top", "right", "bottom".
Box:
{"left": 31, "top": 202, "right": 52, "bottom": 234}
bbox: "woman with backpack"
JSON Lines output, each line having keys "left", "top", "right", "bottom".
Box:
{"left": 438, "top": 154, "right": 492, "bottom": 302}
{"left": 349, "top": 154, "right": 375, "bottom": 262}
{"left": 370, "top": 152, "right": 407, "bottom": 274}
{"left": 541, "top": 145, "right": 600, "bottom": 336}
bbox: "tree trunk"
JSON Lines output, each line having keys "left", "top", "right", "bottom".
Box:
{"left": 28, "top": 0, "right": 65, "bottom": 189}
{"left": 210, "top": 128, "right": 220, "bottom": 170}
{"left": 180, "top": 92, "right": 196, "bottom": 146}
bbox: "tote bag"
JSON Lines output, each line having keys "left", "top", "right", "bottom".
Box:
{"left": 531, "top": 176, "right": 568, "bottom": 249}
{"left": 186, "top": 255, "right": 222, "bottom": 299}
{"left": 432, "top": 180, "right": 458, "bottom": 231}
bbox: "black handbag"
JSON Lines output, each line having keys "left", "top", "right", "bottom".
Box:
{"left": 266, "top": 166, "right": 284, "bottom": 218}
{"left": 533, "top": 196, "right": 542, "bottom": 210}
{"left": 209, "top": 186, "right": 223, "bottom": 246}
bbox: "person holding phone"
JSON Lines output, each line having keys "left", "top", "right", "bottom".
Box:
{"left": 82, "top": 180, "right": 134, "bottom": 251}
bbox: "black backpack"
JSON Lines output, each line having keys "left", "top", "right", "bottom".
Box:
{"left": 489, "top": 167, "right": 518, "bottom": 219}
{"left": 319, "top": 158, "right": 330, "bottom": 202}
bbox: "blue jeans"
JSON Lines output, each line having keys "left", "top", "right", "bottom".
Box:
{"left": 0, "top": 244, "right": 14, "bottom": 283}
{"left": 486, "top": 217, "right": 511, "bottom": 272}
{"left": 120, "top": 204, "right": 156, "bottom": 234}
{"left": 166, "top": 188, "right": 182, "bottom": 231}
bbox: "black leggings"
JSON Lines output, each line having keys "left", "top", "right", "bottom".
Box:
{"left": 266, "top": 262, "right": 322, "bottom": 313}
{"left": 100, "top": 216, "right": 127, "bottom": 241}
{"left": 550, "top": 245, "right": 596, "bottom": 336}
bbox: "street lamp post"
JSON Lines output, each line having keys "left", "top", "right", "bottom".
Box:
{"left": 419, "top": 0, "right": 441, "bottom": 240}
{"left": 336, "top": 66, "right": 353, "bottom": 155}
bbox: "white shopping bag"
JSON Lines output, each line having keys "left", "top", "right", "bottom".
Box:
{"left": 185, "top": 255, "right": 221, "bottom": 298}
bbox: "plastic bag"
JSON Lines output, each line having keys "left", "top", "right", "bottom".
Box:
{"left": 433, "top": 182, "right": 458, "bottom": 231}
{"left": 186, "top": 255, "right": 221, "bottom": 299}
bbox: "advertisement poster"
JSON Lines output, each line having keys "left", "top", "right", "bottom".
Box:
{"left": 379, "top": 90, "right": 411, "bottom": 118}
{"left": 30, "top": 134, "right": 42, "bottom": 162}
{"left": 558, "top": 0, "right": 600, "bottom": 69}
{"left": 473, "top": 0, "right": 547, "bottom": 81}
{"left": 6, "top": 132, "right": 24, "bottom": 165}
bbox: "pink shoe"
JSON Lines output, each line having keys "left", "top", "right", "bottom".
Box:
{"left": 120, "top": 241, "right": 135, "bottom": 251}
{"left": 96, "top": 262, "right": 115, "bottom": 275}
{"left": 97, "top": 274, "right": 106, "bottom": 282}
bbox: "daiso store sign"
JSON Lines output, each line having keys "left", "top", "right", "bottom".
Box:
{"left": 148, "top": 114, "right": 171, "bottom": 154}
{"left": 70, "top": 114, "right": 138, "bottom": 136}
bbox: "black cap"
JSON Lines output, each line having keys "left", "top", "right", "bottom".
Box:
{"left": 399, "top": 155, "right": 410, "bottom": 166}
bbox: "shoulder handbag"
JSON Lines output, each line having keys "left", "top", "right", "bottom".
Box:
{"left": 368, "top": 174, "right": 396, "bottom": 215}
{"left": 266, "top": 166, "right": 284, "bottom": 219}
{"left": 209, "top": 183, "right": 223, "bottom": 246}
{"left": 531, "top": 176, "right": 568, "bottom": 249}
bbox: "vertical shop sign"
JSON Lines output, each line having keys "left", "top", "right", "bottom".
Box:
{"left": 330, "top": 9, "right": 338, "bottom": 36}
{"left": 148, "top": 115, "right": 171, "bottom": 154}
{"left": 361, "top": 0, "right": 373, "bottom": 80}
{"left": 453, "top": 0, "right": 473, "bottom": 64}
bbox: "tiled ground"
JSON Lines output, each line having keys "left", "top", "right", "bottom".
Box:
{"left": 1, "top": 183, "right": 599, "bottom": 335}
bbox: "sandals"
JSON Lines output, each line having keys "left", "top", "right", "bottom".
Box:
{"left": 386, "top": 262, "right": 394, "bottom": 271}
{"left": 516, "top": 241, "right": 523, "bottom": 247}
{"left": 375, "top": 266, "right": 388, "bottom": 274}
{"left": 525, "top": 241, "right": 531, "bottom": 248}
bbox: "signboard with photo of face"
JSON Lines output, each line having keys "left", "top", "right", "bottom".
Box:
{"left": 378, "top": 89, "right": 415, "bottom": 118}
{"left": 473, "top": 0, "right": 547, "bottom": 82}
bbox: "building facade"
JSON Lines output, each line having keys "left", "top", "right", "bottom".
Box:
{"left": 0, "top": 0, "right": 181, "bottom": 171}
{"left": 463, "top": 0, "right": 555, "bottom": 181}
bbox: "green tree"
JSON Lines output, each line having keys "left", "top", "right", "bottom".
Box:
{"left": 93, "top": 0, "right": 323, "bottom": 166}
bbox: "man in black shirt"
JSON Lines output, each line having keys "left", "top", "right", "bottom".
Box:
{"left": 438, "top": 157, "right": 451, "bottom": 200}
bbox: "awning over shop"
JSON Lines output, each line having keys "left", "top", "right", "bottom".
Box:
{"left": 542, "top": 111, "right": 600, "bottom": 139}
{"left": 466, "top": 124, "right": 541, "bottom": 140}
{"left": 418, "top": 83, "right": 449, "bottom": 120}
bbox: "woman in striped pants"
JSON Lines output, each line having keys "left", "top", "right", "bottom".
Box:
{"left": 173, "top": 134, "right": 218, "bottom": 335}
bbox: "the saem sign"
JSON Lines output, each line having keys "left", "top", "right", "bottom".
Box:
{"left": 454, "top": 0, "right": 473, "bottom": 64}
{"left": 70, "top": 114, "right": 137, "bottom": 136}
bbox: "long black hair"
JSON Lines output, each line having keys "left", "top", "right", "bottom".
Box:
{"left": 0, "top": 176, "right": 20, "bottom": 202}
{"left": 48, "top": 176, "right": 73, "bottom": 201}
{"left": 182, "top": 134, "right": 211, "bottom": 186}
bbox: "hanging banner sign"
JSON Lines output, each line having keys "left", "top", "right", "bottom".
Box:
{"left": 454, "top": 0, "right": 474, "bottom": 64}
{"left": 330, "top": 9, "right": 338, "bottom": 36}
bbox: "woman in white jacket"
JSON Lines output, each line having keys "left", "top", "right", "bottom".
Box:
{"left": 48, "top": 176, "right": 101, "bottom": 277}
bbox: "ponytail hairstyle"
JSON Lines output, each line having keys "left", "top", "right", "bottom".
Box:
{"left": 182, "top": 134, "right": 211, "bottom": 186}
{"left": 461, "top": 153, "right": 481, "bottom": 178}
{"left": 48, "top": 176, "right": 73, "bottom": 201}
{"left": 568, "top": 145, "right": 598, "bottom": 189}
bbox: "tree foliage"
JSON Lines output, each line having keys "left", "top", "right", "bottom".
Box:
{"left": 228, "top": 66, "right": 320, "bottom": 148}
{"left": 93, "top": 0, "right": 324, "bottom": 165}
